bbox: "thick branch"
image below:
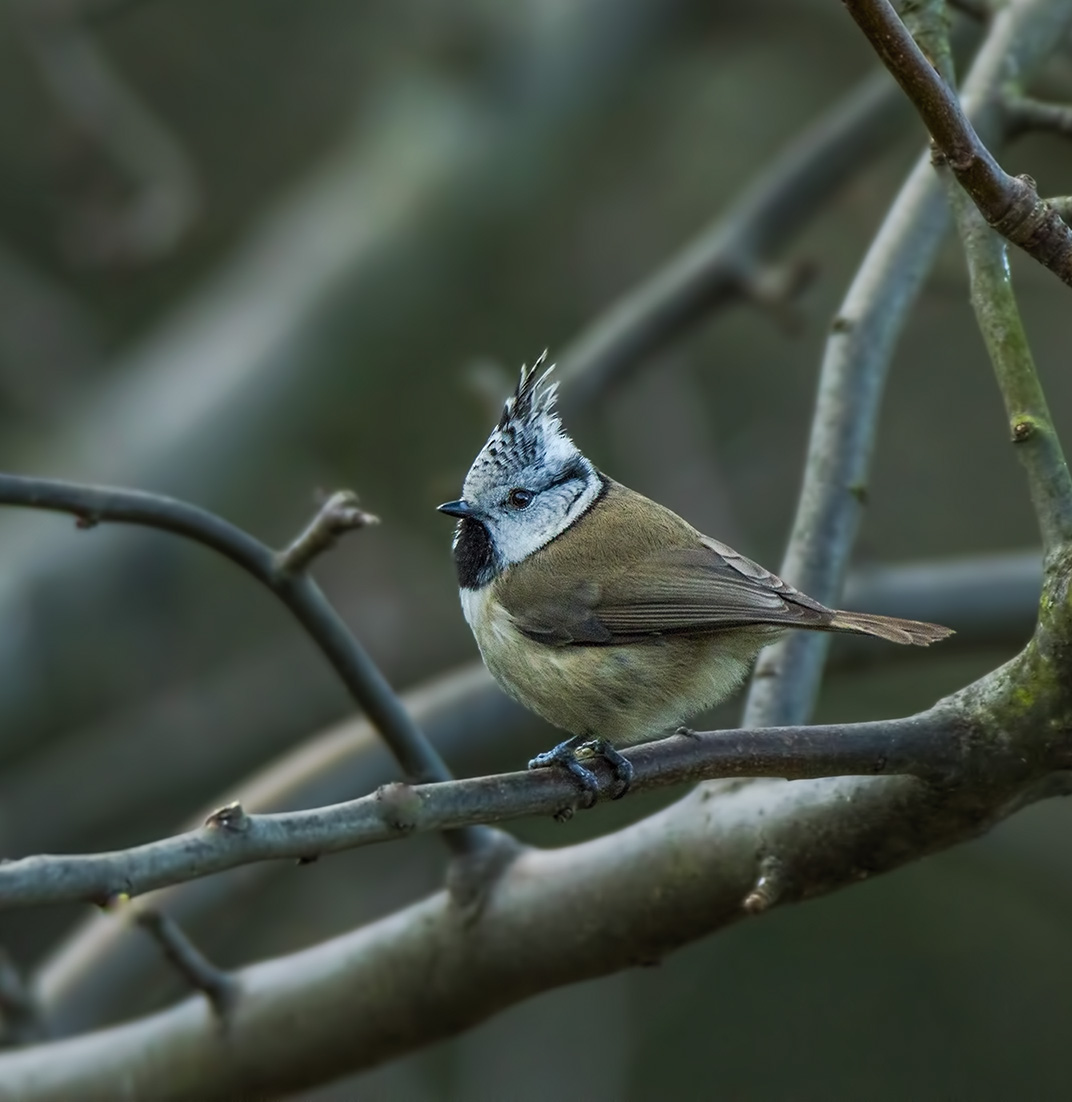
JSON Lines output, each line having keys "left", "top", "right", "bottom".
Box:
{"left": 0, "top": 713, "right": 973, "bottom": 911}
{"left": 0, "top": 698, "right": 1067, "bottom": 1099}
{"left": 844, "top": 0, "right": 1072, "bottom": 286}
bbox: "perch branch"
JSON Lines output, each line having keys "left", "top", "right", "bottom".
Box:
{"left": 31, "top": 548, "right": 1044, "bottom": 1035}
{"left": 0, "top": 711, "right": 979, "bottom": 910}
{"left": 0, "top": 673, "right": 1069, "bottom": 1098}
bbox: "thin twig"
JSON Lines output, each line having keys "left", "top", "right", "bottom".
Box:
{"left": 947, "top": 191, "right": 1072, "bottom": 551}
{"left": 843, "top": 0, "right": 1072, "bottom": 286}
{"left": 0, "top": 708, "right": 1015, "bottom": 911}
{"left": 275, "top": 491, "right": 379, "bottom": 574}
{"left": 135, "top": 911, "right": 236, "bottom": 1018}
{"left": 557, "top": 68, "right": 911, "bottom": 410}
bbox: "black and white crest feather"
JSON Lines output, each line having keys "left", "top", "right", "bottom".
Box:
{"left": 469, "top": 350, "right": 572, "bottom": 480}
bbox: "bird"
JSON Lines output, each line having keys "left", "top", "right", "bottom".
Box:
{"left": 438, "top": 353, "right": 952, "bottom": 799}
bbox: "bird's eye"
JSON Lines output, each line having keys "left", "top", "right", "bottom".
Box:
{"left": 507, "top": 488, "right": 534, "bottom": 509}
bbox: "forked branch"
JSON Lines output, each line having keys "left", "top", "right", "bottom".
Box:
{"left": 843, "top": 0, "right": 1072, "bottom": 286}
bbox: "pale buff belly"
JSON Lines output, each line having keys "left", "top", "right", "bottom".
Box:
{"left": 462, "top": 587, "right": 778, "bottom": 746}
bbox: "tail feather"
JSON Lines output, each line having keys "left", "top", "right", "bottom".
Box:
{"left": 829, "top": 609, "right": 953, "bottom": 646}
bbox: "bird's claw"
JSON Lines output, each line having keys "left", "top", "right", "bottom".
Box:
{"left": 527, "top": 735, "right": 633, "bottom": 803}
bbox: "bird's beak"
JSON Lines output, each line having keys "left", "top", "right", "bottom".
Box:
{"left": 437, "top": 499, "right": 474, "bottom": 519}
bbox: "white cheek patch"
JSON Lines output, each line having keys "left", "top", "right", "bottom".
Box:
{"left": 489, "top": 475, "right": 600, "bottom": 568}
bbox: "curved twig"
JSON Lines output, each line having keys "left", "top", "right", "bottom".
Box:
{"left": 0, "top": 474, "right": 453, "bottom": 791}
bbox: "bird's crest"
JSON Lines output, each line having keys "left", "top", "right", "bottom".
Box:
{"left": 468, "top": 351, "right": 573, "bottom": 480}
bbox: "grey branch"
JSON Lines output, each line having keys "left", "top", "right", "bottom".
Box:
{"left": 0, "top": 712, "right": 974, "bottom": 910}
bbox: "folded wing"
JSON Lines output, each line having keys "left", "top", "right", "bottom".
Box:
{"left": 513, "top": 537, "right": 834, "bottom": 645}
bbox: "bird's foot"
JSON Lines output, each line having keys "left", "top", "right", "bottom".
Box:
{"left": 675, "top": 725, "right": 701, "bottom": 740}
{"left": 528, "top": 735, "right": 633, "bottom": 803}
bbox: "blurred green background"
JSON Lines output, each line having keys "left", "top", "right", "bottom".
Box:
{"left": 1, "top": 0, "right": 1071, "bottom": 1098}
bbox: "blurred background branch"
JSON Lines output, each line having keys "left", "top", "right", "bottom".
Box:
{"left": 557, "top": 67, "right": 911, "bottom": 410}
{"left": 11, "top": 0, "right": 201, "bottom": 266}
